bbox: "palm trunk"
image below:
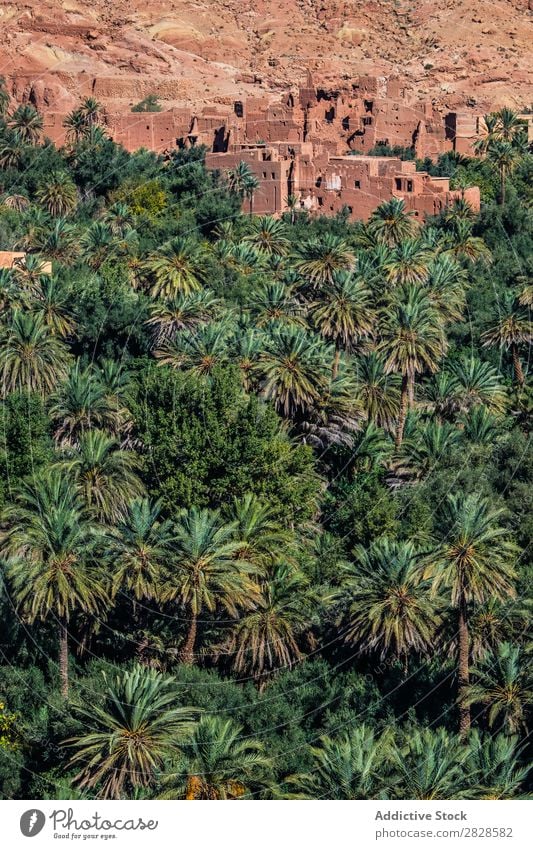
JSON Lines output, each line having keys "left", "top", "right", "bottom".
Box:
{"left": 332, "top": 347, "right": 341, "bottom": 381}
{"left": 458, "top": 593, "right": 470, "bottom": 737}
{"left": 395, "top": 374, "right": 409, "bottom": 448}
{"left": 181, "top": 612, "right": 197, "bottom": 665}
{"left": 407, "top": 373, "right": 415, "bottom": 408}
{"left": 511, "top": 342, "right": 524, "bottom": 386}
{"left": 59, "top": 618, "right": 69, "bottom": 699}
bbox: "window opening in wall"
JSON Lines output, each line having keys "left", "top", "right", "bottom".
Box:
{"left": 272, "top": 172, "right": 276, "bottom": 179}
{"left": 395, "top": 178, "right": 402, "bottom": 191}
{"left": 318, "top": 197, "right": 323, "bottom": 206}
{"left": 407, "top": 180, "right": 413, "bottom": 192}
{"left": 362, "top": 116, "right": 372, "bottom": 126}
{"left": 354, "top": 180, "right": 361, "bottom": 188}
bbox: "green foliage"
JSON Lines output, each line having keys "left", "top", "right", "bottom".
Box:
{"left": 131, "top": 95, "right": 163, "bottom": 113}
{"left": 0, "top": 98, "right": 530, "bottom": 800}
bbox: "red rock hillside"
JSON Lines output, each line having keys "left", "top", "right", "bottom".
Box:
{"left": 1, "top": 0, "right": 531, "bottom": 115}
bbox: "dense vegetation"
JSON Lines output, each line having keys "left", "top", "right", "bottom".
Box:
{"left": 0, "top": 87, "right": 531, "bottom": 800}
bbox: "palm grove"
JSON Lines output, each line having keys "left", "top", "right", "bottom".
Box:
{"left": 0, "top": 83, "right": 531, "bottom": 800}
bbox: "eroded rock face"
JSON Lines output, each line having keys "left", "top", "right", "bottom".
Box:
{"left": 0, "top": 0, "right": 530, "bottom": 116}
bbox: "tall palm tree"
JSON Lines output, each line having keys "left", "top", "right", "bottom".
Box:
{"left": 243, "top": 216, "right": 290, "bottom": 257}
{"left": 355, "top": 353, "right": 400, "bottom": 431}
{"left": 423, "top": 494, "right": 518, "bottom": 735}
{"left": 378, "top": 286, "right": 447, "bottom": 446}
{"left": 0, "top": 138, "right": 25, "bottom": 169}
{"left": 0, "top": 311, "right": 71, "bottom": 398}
{"left": 147, "top": 290, "right": 220, "bottom": 345}
{"left": 223, "top": 493, "right": 292, "bottom": 570}
{"left": 368, "top": 197, "right": 416, "bottom": 247}
{"left": 310, "top": 271, "right": 375, "bottom": 378}
{"left": 160, "top": 715, "right": 272, "bottom": 799}
{"left": 155, "top": 322, "right": 230, "bottom": 380}
{"left": 464, "top": 642, "right": 532, "bottom": 734}
{"left": 26, "top": 275, "right": 77, "bottom": 338}
{"left": 78, "top": 97, "right": 105, "bottom": 128}
{"left": 449, "top": 356, "right": 507, "bottom": 415}
{"left": 63, "top": 108, "right": 88, "bottom": 145}
{"left": 384, "top": 239, "right": 434, "bottom": 287}
{"left": 67, "top": 666, "right": 197, "bottom": 798}
{"left": 32, "top": 218, "right": 80, "bottom": 266}
{"left": 487, "top": 140, "right": 519, "bottom": 205}
{"left": 143, "top": 237, "right": 207, "bottom": 298}
{"left": 424, "top": 254, "right": 467, "bottom": 324}
{"left": 0, "top": 75, "right": 10, "bottom": 117}
{"left": 35, "top": 172, "right": 77, "bottom": 217}
{"left": 482, "top": 306, "right": 532, "bottom": 386}
{"left": 337, "top": 538, "right": 439, "bottom": 669}
{"left": 106, "top": 498, "right": 176, "bottom": 603}
{"left": 292, "top": 726, "right": 391, "bottom": 800}
{"left": 443, "top": 220, "right": 492, "bottom": 264}
{"left": 57, "top": 430, "right": 144, "bottom": 522}
{"left": 9, "top": 104, "right": 43, "bottom": 144}
{"left": 49, "top": 362, "right": 131, "bottom": 445}
{"left": 258, "top": 325, "right": 331, "bottom": 418}
{"left": 294, "top": 233, "right": 356, "bottom": 289}
{"left": 222, "top": 561, "right": 313, "bottom": 687}
{"left": 250, "top": 282, "right": 306, "bottom": 329}
{"left": 0, "top": 470, "right": 107, "bottom": 698}
{"left": 226, "top": 161, "right": 259, "bottom": 215}
{"left": 162, "top": 507, "right": 260, "bottom": 664}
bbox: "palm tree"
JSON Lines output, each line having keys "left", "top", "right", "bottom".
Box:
{"left": 9, "top": 104, "right": 43, "bottom": 144}
{"left": 49, "top": 363, "right": 131, "bottom": 444}
{"left": 425, "top": 254, "right": 468, "bottom": 324}
{"left": 32, "top": 218, "right": 80, "bottom": 266}
{"left": 310, "top": 272, "right": 375, "bottom": 378}
{"left": 294, "top": 233, "right": 355, "bottom": 289}
{"left": 78, "top": 97, "right": 105, "bottom": 128}
{"left": 63, "top": 108, "right": 88, "bottom": 145}
{"left": 106, "top": 498, "right": 175, "bottom": 603}
{"left": 162, "top": 507, "right": 260, "bottom": 664}
{"left": 285, "top": 193, "right": 300, "bottom": 225}
{"left": 472, "top": 113, "right": 499, "bottom": 156}
{"left": 487, "top": 140, "right": 520, "bottom": 205}
{"left": 449, "top": 356, "right": 507, "bottom": 415}
{"left": 443, "top": 220, "right": 492, "bottom": 264}
{"left": 143, "top": 237, "right": 207, "bottom": 298}
{"left": 0, "top": 138, "right": 25, "bottom": 169}
{"left": 368, "top": 197, "right": 416, "bottom": 247}
{"left": 102, "top": 201, "right": 136, "bottom": 237}
{"left": 258, "top": 325, "right": 331, "bottom": 418}
{"left": 35, "top": 172, "right": 77, "bottom": 217}
{"left": 67, "top": 666, "right": 197, "bottom": 798}
{"left": 392, "top": 729, "right": 469, "bottom": 799}
{"left": 226, "top": 161, "right": 259, "bottom": 215}
{"left": 80, "top": 222, "right": 120, "bottom": 271}
{"left": 0, "top": 75, "right": 10, "bottom": 117}
{"left": 0, "top": 470, "right": 107, "bottom": 698}
{"left": 0, "top": 311, "right": 71, "bottom": 398}
{"left": 222, "top": 562, "right": 313, "bottom": 687}
{"left": 160, "top": 716, "right": 272, "bottom": 799}
{"left": 57, "top": 430, "right": 144, "bottom": 522}
{"left": 423, "top": 493, "right": 518, "bottom": 735}
{"left": 223, "top": 493, "right": 292, "bottom": 570}
{"left": 243, "top": 216, "right": 290, "bottom": 256}
{"left": 482, "top": 306, "right": 532, "bottom": 386}
{"left": 464, "top": 643, "right": 532, "bottom": 734}
{"left": 292, "top": 726, "right": 391, "bottom": 799}
{"left": 384, "top": 239, "right": 434, "bottom": 287}
{"left": 390, "top": 420, "right": 461, "bottom": 485}
{"left": 378, "top": 286, "right": 447, "bottom": 446}
{"left": 26, "top": 275, "right": 77, "bottom": 338}
{"left": 250, "top": 282, "right": 306, "bottom": 329}
{"left": 155, "top": 322, "right": 230, "bottom": 379}
{"left": 337, "top": 539, "right": 439, "bottom": 669}
{"left": 466, "top": 732, "right": 531, "bottom": 799}
{"left": 355, "top": 353, "right": 400, "bottom": 431}
{"left": 147, "top": 289, "right": 220, "bottom": 345}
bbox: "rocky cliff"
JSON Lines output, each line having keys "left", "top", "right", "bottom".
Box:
{"left": 1, "top": 0, "right": 531, "bottom": 114}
